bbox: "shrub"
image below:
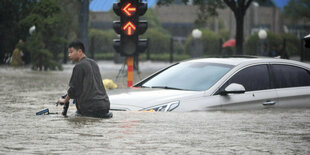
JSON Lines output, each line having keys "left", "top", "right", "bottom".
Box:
{"left": 185, "top": 29, "right": 222, "bottom": 56}
{"left": 244, "top": 32, "right": 300, "bottom": 56}
{"left": 244, "top": 34, "right": 259, "bottom": 55}
{"left": 280, "top": 33, "right": 299, "bottom": 56}
{"left": 142, "top": 28, "right": 171, "bottom": 54}
{"left": 89, "top": 29, "right": 116, "bottom": 55}
{"left": 139, "top": 53, "right": 190, "bottom": 61}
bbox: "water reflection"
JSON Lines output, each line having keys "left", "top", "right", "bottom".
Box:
{"left": 65, "top": 116, "right": 105, "bottom": 127}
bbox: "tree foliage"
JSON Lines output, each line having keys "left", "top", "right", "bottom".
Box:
{"left": 0, "top": 0, "right": 36, "bottom": 64}
{"left": 22, "top": 32, "right": 62, "bottom": 70}
{"left": 0, "top": 0, "right": 79, "bottom": 68}
{"left": 283, "top": 0, "right": 310, "bottom": 21}
{"left": 157, "top": 0, "right": 225, "bottom": 28}
{"left": 19, "top": 0, "right": 78, "bottom": 70}
{"left": 157, "top": 0, "right": 256, "bottom": 55}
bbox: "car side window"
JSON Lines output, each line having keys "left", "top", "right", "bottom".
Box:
{"left": 271, "top": 64, "right": 310, "bottom": 88}
{"left": 217, "top": 65, "right": 270, "bottom": 93}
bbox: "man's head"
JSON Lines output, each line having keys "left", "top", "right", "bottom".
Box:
{"left": 68, "top": 40, "right": 85, "bottom": 62}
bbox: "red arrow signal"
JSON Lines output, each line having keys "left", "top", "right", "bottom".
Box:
{"left": 122, "top": 3, "right": 136, "bottom": 16}
{"left": 123, "top": 21, "right": 136, "bottom": 35}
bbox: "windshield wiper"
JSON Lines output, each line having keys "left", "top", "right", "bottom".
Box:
{"left": 151, "top": 86, "right": 184, "bottom": 90}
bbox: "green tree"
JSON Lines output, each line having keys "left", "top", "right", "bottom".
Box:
{"left": 222, "top": 0, "right": 253, "bottom": 55}
{"left": 56, "top": 0, "right": 80, "bottom": 43}
{"left": 0, "top": 0, "right": 36, "bottom": 64}
{"left": 19, "top": 0, "right": 70, "bottom": 70}
{"left": 158, "top": 0, "right": 224, "bottom": 28}
{"left": 23, "top": 32, "right": 62, "bottom": 70}
{"left": 284, "top": 0, "right": 310, "bottom": 21}
{"left": 157, "top": 0, "right": 265, "bottom": 55}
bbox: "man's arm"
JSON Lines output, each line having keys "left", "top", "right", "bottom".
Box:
{"left": 57, "top": 94, "right": 71, "bottom": 116}
{"left": 67, "top": 64, "right": 84, "bottom": 99}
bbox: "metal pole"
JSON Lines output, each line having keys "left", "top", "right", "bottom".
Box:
{"left": 219, "top": 38, "right": 223, "bottom": 56}
{"left": 260, "top": 39, "right": 264, "bottom": 56}
{"left": 170, "top": 37, "right": 174, "bottom": 63}
{"left": 127, "top": 56, "right": 134, "bottom": 87}
{"left": 79, "top": 0, "right": 89, "bottom": 56}
{"left": 301, "top": 38, "right": 304, "bottom": 62}
{"left": 134, "top": 54, "right": 139, "bottom": 73}
{"left": 147, "top": 38, "right": 150, "bottom": 60}
{"left": 282, "top": 38, "right": 287, "bottom": 59}
{"left": 63, "top": 44, "right": 67, "bottom": 64}
{"left": 90, "top": 36, "right": 94, "bottom": 59}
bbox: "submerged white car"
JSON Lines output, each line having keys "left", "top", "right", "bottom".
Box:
{"left": 108, "top": 57, "right": 310, "bottom": 112}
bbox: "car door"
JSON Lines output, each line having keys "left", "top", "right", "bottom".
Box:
{"left": 270, "top": 64, "right": 310, "bottom": 108}
{"left": 211, "top": 64, "right": 278, "bottom": 110}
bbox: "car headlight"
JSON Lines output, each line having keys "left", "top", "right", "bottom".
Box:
{"left": 141, "top": 101, "right": 180, "bottom": 112}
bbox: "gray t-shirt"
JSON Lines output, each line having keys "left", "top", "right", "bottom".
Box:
{"left": 68, "top": 57, "right": 110, "bottom": 115}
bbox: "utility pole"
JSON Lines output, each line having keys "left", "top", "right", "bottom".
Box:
{"left": 79, "top": 0, "right": 89, "bottom": 56}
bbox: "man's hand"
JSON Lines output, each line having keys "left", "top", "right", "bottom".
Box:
{"left": 57, "top": 94, "right": 70, "bottom": 106}
{"left": 58, "top": 98, "right": 66, "bottom": 105}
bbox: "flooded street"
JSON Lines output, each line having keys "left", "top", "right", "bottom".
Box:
{"left": 1, "top": 62, "right": 310, "bottom": 154}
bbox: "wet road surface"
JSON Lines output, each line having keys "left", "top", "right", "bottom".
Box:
{"left": 0, "top": 62, "right": 310, "bottom": 154}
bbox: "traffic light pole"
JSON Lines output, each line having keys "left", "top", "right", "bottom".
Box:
{"left": 113, "top": 0, "right": 148, "bottom": 87}
{"left": 127, "top": 56, "right": 134, "bottom": 87}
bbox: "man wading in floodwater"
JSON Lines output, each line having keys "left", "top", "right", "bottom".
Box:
{"left": 58, "top": 40, "right": 112, "bottom": 118}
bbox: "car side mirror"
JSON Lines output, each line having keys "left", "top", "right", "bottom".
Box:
{"left": 219, "top": 83, "right": 246, "bottom": 95}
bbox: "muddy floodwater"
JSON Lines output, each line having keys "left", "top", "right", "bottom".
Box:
{"left": 1, "top": 61, "right": 310, "bottom": 154}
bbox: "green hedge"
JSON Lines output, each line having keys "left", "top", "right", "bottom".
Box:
{"left": 280, "top": 33, "right": 300, "bottom": 56}
{"left": 244, "top": 32, "right": 300, "bottom": 56}
{"left": 141, "top": 28, "right": 171, "bottom": 54}
{"left": 94, "top": 52, "right": 114, "bottom": 60}
{"left": 89, "top": 29, "right": 116, "bottom": 55}
{"left": 94, "top": 52, "right": 191, "bottom": 62}
{"left": 139, "top": 53, "right": 190, "bottom": 61}
{"left": 185, "top": 29, "right": 222, "bottom": 56}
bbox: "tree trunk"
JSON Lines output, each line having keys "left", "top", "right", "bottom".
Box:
{"left": 79, "top": 0, "right": 89, "bottom": 55}
{"left": 235, "top": 11, "right": 244, "bottom": 55}
{"left": 0, "top": 53, "right": 4, "bottom": 64}
{"left": 223, "top": 0, "right": 253, "bottom": 55}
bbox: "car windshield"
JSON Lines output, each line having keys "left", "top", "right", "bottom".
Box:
{"left": 142, "top": 62, "right": 233, "bottom": 91}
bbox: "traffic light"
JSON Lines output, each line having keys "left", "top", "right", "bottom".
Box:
{"left": 113, "top": 0, "right": 148, "bottom": 56}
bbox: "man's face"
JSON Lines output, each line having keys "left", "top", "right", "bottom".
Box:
{"left": 68, "top": 47, "right": 81, "bottom": 62}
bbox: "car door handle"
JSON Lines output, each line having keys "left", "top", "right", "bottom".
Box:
{"left": 263, "top": 101, "right": 276, "bottom": 106}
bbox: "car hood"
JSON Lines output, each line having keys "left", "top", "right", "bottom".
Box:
{"left": 107, "top": 88, "right": 201, "bottom": 111}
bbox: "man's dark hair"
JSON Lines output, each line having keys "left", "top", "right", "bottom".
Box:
{"left": 68, "top": 40, "right": 85, "bottom": 52}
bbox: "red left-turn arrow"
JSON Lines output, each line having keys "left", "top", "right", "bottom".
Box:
{"left": 122, "top": 3, "right": 136, "bottom": 16}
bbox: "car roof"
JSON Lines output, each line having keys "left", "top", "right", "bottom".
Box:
{"left": 184, "top": 56, "right": 310, "bottom": 68}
